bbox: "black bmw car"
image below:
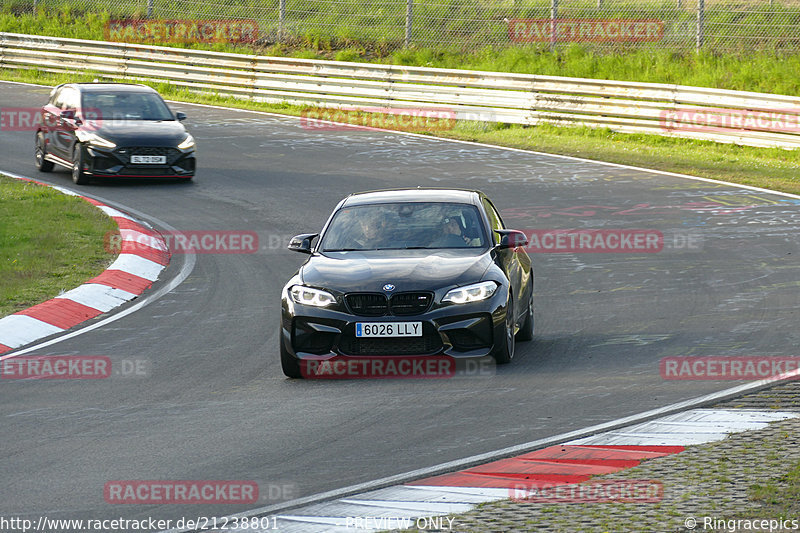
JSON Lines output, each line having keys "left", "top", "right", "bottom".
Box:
{"left": 280, "top": 188, "right": 534, "bottom": 378}
{"left": 35, "top": 83, "right": 195, "bottom": 184}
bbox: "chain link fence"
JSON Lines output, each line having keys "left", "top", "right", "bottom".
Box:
{"left": 3, "top": 0, "right": 800, "bottom": 53}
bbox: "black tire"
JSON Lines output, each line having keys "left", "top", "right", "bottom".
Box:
{"left": 71, "top": 145, "right": 90, "bottom": 185}
{"left": 492, "top": 293, "right": 515, "bottom": 364}
{"left": 516, "top": 285, "right": 534, "bottom": 342}
{"left": 35, "top": 133, "right": 54, "bottom": 172}
{"left": 280, "top": 338, "right": 303, "bottom": 378}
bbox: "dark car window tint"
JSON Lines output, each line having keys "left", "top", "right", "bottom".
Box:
{"left": 482, "top": 198, "right": 504, "bottom": 244}
{"left": 320, "top": 202, "right": 487, "bottom": 251}
{"left": 81, "top": 91, "right": 175, "bottom": 121}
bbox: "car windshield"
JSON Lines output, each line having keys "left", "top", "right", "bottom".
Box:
{"left": 81, "top": 91, "right": 175, "bottom": 121}
{"left": 320, "top": 202, "right": 488, "bottom": 251}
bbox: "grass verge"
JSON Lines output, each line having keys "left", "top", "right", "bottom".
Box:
{"left": 3, "top": 11, "right": 800, "bottom": 94}
{"left": 0, "top": 174, "right": 118, "bottom": 318}
{"left": 3, "top": 68, "right": 799, "bottom": 196}
{"left": 749, "top": 458, "right": 800, "bottom": 516}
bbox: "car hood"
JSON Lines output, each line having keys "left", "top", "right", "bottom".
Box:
{"left": 300, "top": 249, "right": 493, "bottom": 293}
{"left": 88, "top": 120, "right": 187, "bottom": 146}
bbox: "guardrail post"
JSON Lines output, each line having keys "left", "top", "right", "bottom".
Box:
{"left": 405, "top": 0, "right": 413, "bottom": 47}
{"left": 550, "top": 0, "right": 558, "bottom": 51}
{"left": 279, "top": 0, "right": 286, "bottom": 42}
{"left": 695, "top": 0, "right": 704, "bottom": 52}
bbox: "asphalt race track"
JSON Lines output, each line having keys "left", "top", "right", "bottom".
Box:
{"left": 2, "top": 80, "right": 800, "bottom": 527}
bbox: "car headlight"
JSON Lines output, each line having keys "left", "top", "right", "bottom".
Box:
{"left": 177, "top": 134, "right": 195, "bottom": 150}
{"left": 290, "top": 285, "right": 336, "bottom": 307}
{"left": 77, "top": 132, "right": 116, "bottom": 148}
{"left": 442, "top": 281, "right": 499, "bottom": 304}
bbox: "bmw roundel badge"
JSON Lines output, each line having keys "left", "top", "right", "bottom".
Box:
{"left": 383, "top": 284, "right": 395, "bottom": 292}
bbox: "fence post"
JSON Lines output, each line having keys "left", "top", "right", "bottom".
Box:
{"left": 550, "top": 0, "right": 558, "bottom": 51}
{"left": 597, "top": 0, "right": 602, "bottom": 8}
{"left": 279, "top": 0, "right": 286, "bottom": 42}
{"left": 696, "top": 0, "right": 704, "bottom": 52}
{"left": 33, "top": 0, "right": 38, "bottom": 15}
{"left": 405, "top": 0, "right": 413, "bottom": 47}
{"left": 147, "top": 0, "right": 153, "bottom": 18}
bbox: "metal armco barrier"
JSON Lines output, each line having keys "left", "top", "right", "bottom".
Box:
{"left": 2, "top": 32, "right": 800, "bottom": 149}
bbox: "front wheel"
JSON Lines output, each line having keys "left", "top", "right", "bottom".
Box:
{"left": 516, "top": 286, "right": 534, "bottom": 342}
{"left": 492, "top": 294, "right": 515, "bottom": 364}
{"left": 35, "top": 133, "right": 54, "bottom": 172}
{"left": 71, "top": 145, "right": 90, "bottom": 185}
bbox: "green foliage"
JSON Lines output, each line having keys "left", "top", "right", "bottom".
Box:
{"left": 0, "top": 176, "right": 118, "bottom": 317}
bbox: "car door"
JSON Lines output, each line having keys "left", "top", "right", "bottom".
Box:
{"left": 40, "top": 87, "right": 64, "bottom": 157}
{"left": 51, "top": 87, "right": 80, "bottom": 160}
{"left": 483, "top": 197, "right": 529, "bottom": 322}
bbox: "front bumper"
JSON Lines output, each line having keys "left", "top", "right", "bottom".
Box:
{"left": 84, "top": 144, "right": 195, "bottom": 178}
{"left": 281, "top": 290, "right": 508, "bottom": 361}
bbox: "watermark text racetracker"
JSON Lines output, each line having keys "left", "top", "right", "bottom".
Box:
{"left": 106, "top": 230, "right": 258, "bottom": 254}
{"left": 661, "top": 356, "right": 800, "bottom": 380}
{"left": 510, "top": 480, "right": 663, "bottom": 503}
{"left": 105, "top": 480, "right": 258, "bottom": 504}
{"left": 521, "top": 229, "right": 703, "bottom": 253}
{"left": 661, "top": 108, "right": 800, "bottom": 134}
{"left": 301, "top": 355, "right": 496, "bottom": 379}
{"left": 301, "top": 107, "right": 458, "bottom": 132}
{"left": 1, "top": 107, "right": 102, "bottom": 131}
{"left": 508, "top": 18, "right": 665, "bottom": 43}
{"left": 104, "top": 19, "right": 259, "bottom": 44}
{"left": 1, "top": 356, "right": 150, "bottom": 380}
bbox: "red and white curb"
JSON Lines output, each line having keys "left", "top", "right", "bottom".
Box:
{"left": 0, "top": 175, "right": 169, "bottom": 355}
{"left": 254, "top": 409, "right": 797, "bottom": 532}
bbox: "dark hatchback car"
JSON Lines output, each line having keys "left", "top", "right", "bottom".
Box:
{"left": 35, "top": 83, "right": 196, "bottom": 184}
{"left": 280, "top": 188, "right": 534, "bottom": 378}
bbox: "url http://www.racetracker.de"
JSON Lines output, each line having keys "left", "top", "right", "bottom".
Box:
{"left": 0, "top": 515, "right": 284, "bottom": 532}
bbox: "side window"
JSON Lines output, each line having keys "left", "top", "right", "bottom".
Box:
{"left": 61, "top": 88, "right": 79, "bottom": 111}
{"left": 50, "top": 88, "right": 64, "bottom": 109}
{"left": 482, "top": 198, "right": 504, "bottom": 244}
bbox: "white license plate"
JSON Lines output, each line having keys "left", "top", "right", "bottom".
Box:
{"left": 356, "top": 322, "right": 422, "bottom": 338}
{"left": 131, "top": 155, "right": 166, "bottom": 164}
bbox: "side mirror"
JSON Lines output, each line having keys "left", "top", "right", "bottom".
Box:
{"left": 175, "top": 112, "right": 187, "bottom": 122}
{"left": 61, "top": 109, "right": 82, "bottom": 125}
{"left": 494, "top": 229, "right": 528, "bottom": 250}
{"left": 288, "top": 233, "right": 318, "bottom": 254}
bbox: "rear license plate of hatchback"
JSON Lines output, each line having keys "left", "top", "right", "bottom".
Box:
{"left": 131, "top": 155, "right": 166, "bottom": 164}
{"left": 356, "top": 322, "right": 422, "bottom": 337}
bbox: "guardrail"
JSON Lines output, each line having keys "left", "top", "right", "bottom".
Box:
{"left": 2, "top": 32, "right": 800, "bottom": 149}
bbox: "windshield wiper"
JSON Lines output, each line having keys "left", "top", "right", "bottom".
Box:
{"left": 323, "top": 248, "right": 363, "bottom": 252}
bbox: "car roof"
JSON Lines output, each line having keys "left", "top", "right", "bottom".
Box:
{"left": 341, "top": 188, "right": 483, "bottom": 207}
{"left": 60, "top": 83, "right": 158, "bottom": 94}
